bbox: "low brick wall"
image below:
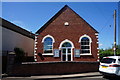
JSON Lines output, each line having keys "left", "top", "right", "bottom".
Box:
{"left": 8, "top": 61, "right": 99, "bottom": 76}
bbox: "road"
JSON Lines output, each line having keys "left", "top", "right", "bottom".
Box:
{"left": 2, "top": 76, "right": 120, "bottom": 80}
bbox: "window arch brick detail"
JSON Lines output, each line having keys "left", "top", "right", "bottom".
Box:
{"left": 59, "top": 39, "right": 74, "bottom": 48}
{"left": 42, "top": 35, "right": 55, "bottom": 43}
{"left": 79, "top": 34, "right": 92, "bottom": 43}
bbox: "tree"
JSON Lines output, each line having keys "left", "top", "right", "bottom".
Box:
{"left": 99, "top": 45, "right": 120, "bottom": 61}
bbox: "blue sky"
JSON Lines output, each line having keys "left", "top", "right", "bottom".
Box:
{"left": 1, "top": 2, "right": 119, "bottom": 49}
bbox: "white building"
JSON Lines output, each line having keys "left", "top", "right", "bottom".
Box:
{"left": 1, "top": 18, "right": 35, "bottom": 56}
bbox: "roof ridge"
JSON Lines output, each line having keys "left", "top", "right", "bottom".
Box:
{"left": 1, "top": 17, "right": 35, "bottom": 39}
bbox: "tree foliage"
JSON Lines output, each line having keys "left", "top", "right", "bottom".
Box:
{"left": 99, "top": 45, "right": 120, "bottom": 60}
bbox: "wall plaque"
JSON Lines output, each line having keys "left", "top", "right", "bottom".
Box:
{"left": 74, "top": 49, "right": 80, "bottom": 57}
{"left": 54, "top": 49, "right": 59, "bottom": 57}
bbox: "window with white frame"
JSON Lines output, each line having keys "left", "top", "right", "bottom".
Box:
{"left": 81, "top": 37, "right": 90, "bottom": 54}
{"left": 43, "top": 37, "right": 53, "bottom": 53}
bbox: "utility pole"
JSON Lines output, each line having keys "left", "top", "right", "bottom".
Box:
{"left": 114, "top": 10, "right": 116, "bottom": 56}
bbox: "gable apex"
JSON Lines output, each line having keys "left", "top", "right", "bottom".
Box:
{"left": 36, "top": 5, "right": 98, "bottom": 34}
{"left": 63, "top": 5, "right": 69, "bottom": 8}
{"left": 36, "top": 5, "right": 73, "bottom": 34}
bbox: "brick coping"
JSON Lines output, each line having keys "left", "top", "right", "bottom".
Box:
{"left": 22, "top": 61, "right": 99, "bottom": 64}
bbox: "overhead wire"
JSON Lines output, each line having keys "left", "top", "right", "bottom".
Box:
{"left": 99, "top": 16, "right": 113, "bottom": 34}
{"left": 93, "top": 4, "right": 113, "bottom": 34}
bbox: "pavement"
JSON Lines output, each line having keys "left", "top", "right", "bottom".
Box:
{"left": 2, "top": 72, "right": 102, "bottom": 80}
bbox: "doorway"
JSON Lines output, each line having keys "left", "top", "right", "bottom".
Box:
{"left": 61, "top": 42, "right": 73, "bottom": 61}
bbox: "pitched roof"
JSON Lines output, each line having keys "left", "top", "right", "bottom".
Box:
{"left": 0, "top": 17, "right": 35, "bottom": 39}
{"left": 36, "top": 5, "right": 98, "bottom": 34}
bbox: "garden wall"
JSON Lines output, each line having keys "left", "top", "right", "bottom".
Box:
{"left": 8, "top": 61, "right": 99, "bottom": 76}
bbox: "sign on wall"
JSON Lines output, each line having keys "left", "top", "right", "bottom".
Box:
{"left": 54, "top": 49, "right": 60, "bottom": 57}
{"left": 74, "top": 49, "right": 80, "bottom": 57}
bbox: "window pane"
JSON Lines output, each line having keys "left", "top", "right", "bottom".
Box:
{"left": 44, "top": 37, "right": 53, "bottom": 53}
{"left": 44, "top": 50, "right": 52, "bottom": 53}
{"left": 81, "top": 50, "right": 90, "bottom": 53}
{"left": 44, "top": 46, "right": 52, "bottom": 50}
{"left": 86, "top": 42, "right": 89, "bottom": 45}
{"left": 81, "top": 41, "right": 89, "bottom": 45}
{"left": 62, "top": 42, "right": 72, "bottom": 47}
{"left": 81, "top": 46, "right": 89, "bottom": 49}
{"left": 44, "top": 37, "right": 52, "bottom": 42}
{"left": 101, "top": 58, "right": 116, "bottom": 64}
{"left": 81, "top": 37, "right": 90, "bottom": 54}
{"left": 81, "top": 37, "right": 89, "bottom": 41}
{"left": 68, "top": 49, "right": 71, "bottom": 53}
{"left": 62, "top": 49, "right": 66, "bottom": 54}
{"left": 44, "top": 42, "right": 52, "bottom": 45}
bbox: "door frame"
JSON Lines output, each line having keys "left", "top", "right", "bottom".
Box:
{"left": 61, "top": 47, "right": 73, "bottom": 61}
{"left": 59, "top": 39, "right": 74, "bottom": 61}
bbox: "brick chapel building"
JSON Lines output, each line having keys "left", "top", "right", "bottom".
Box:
{"left": 34, "top": 5, "right": 99, "bottom": 62}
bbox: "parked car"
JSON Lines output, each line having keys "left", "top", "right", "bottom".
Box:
{"left": 99, "top": 56, "right": 120, "bottom": 77}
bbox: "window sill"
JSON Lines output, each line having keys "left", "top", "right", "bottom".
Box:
{"left": 42, "top": 53, "right": 54, "bottom": 56}
{"left": 80, "top": 54, "right": 92, "bottom": 55}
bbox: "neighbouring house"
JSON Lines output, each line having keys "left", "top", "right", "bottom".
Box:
{"left": 34, "top": 5, "right": 99, "bottom": 62}
{"left": 0, "top": 17, "right": 35, "bottom": 73}
{"left": 1, "top": 18, "right": 35, "bottom": 56}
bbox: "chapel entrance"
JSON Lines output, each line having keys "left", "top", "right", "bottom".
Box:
{"left": 61, "top": 42, "right": 72, "bottom": 61}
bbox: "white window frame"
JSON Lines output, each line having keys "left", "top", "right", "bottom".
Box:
{"left": 79, "top": 34, "right": 92, "bottom": 55}
{"left": 59, "top": 39, "right": 74, "bottom": 61}
{"left": 42, "top": 35, "right": 55, "bottom": 55}
{"left": 59, "top": 39, "right": 74, "bottom": 48}
{"left": 42, "top": 35, "right": 55, "bottom": 43}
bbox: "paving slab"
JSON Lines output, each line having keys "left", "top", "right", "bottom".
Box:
{"left": 2, "top": 72, "right": 102, "bottom": 79}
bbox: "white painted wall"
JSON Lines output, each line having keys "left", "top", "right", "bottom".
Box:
{"left": 2, "top": 26, "right": 34, "bottom": 56}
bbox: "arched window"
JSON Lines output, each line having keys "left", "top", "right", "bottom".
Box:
{"left": 81, "top": 37, "right": 91, "bottom": 54}
{"left": 43, "top": 37, "right": 53, "bottom": 53}
{"left": 62, "top": 42, "right": 72, "bottom": 47}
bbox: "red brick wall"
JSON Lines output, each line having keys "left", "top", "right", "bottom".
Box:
{"left": 35, "top": 7, "right": 98, "bottom": 62}
{"left": 8, "top": 61, "right": 99, "bottom": 76}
